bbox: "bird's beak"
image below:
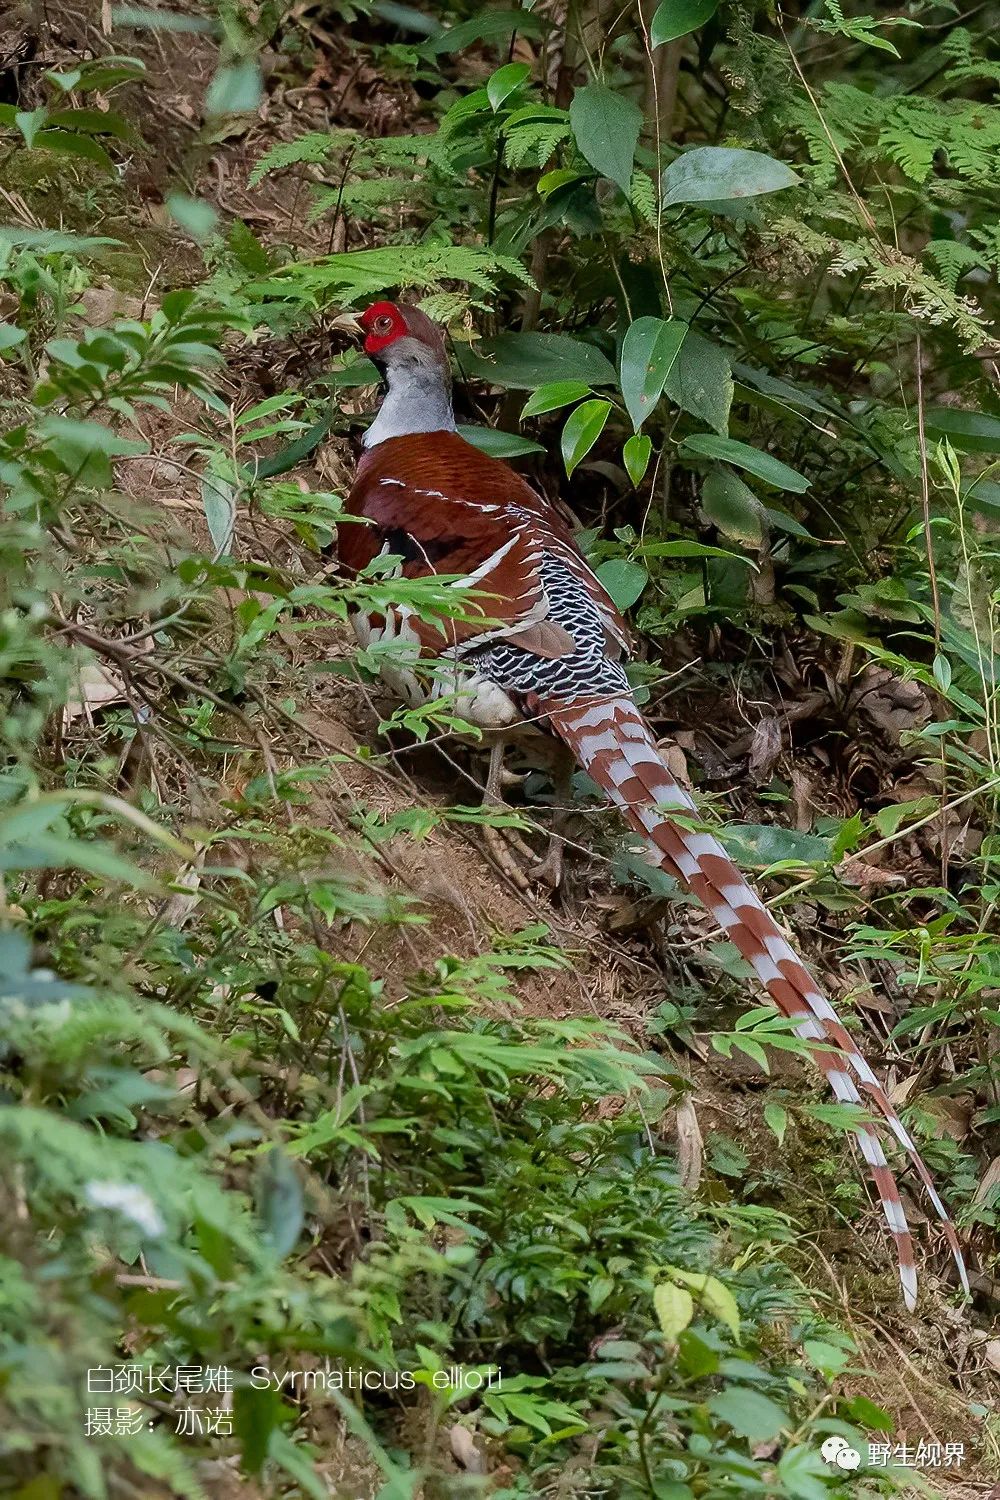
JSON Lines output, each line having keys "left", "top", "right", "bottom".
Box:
{"left": 331, "top": 310, "right": 364, "bottom": 338}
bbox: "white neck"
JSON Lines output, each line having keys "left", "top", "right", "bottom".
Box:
{"left": 363, "top": 359, "right": 455, "bottom": 448}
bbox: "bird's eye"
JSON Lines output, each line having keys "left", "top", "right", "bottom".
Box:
{"left": 374, "top": 315, "right": 394, "bottom": 333}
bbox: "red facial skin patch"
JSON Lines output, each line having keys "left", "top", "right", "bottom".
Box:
{"left": 359, "top": 302, "right": 409, "bottom": 356}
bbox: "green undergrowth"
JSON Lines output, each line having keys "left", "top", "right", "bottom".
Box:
{"left": 1, "top": 0, "right": 998, "bottom": 1496}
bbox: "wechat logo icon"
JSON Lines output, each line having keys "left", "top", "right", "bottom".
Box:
{"left": 821, "top": 1436, "right": 862, "bottom": 1470}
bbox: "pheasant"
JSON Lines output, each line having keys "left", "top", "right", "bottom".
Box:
{"left": 332, "top": 298, "right": 969, "bottom": 1309}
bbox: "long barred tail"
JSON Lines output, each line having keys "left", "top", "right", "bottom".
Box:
{"left": 542, "top": 690, "right": 969, "bottom": 1309}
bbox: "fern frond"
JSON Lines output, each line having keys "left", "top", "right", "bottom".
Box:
{"left": 250, "top": 244, "right": 533, "bottom": 312}
{"left": 924, "top": 239, "right": 984, "bottom": 291}
{"left": 249, "top": 131, "right": 354, "bottom": 186}
{"left": 629, "top": 170, "right": 657, "bottom": 225}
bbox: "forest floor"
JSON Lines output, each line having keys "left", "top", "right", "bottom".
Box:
{"left": 10, "top": 1, "right": 998, "bottom": 1494}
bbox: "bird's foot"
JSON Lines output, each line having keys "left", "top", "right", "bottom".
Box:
{"left": 529, "top": 834, "right": 564, "bottom": 890}
{"left": 482, "top": 822, "right": 537, "bottom": 892}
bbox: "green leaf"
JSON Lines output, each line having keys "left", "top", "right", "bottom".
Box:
{"left": 638, "top": 539, "right": 745, "bottom": 561}
{"left": 777, "top": 1446, "right": 834, "bottom": 1500}
{"left": 840, "top": 1395, "right": 894, "bottom": 1432}
{"left": 623, "top": 433, "right": 652, "bottom": 486}
{"left": 561, "top": 398, "right": 611, "bottom": 475}
{"left": 650, "top": 0, "right": 719, "bottom": 46}
{"left": 569, "top": 82, "right": 643, "bottom": 194}
{"left": 724, "top": 821, "right": 831, "bottom": 867}
{"left": 700, "top": 468, "right": 767, "bottom": 545}
{"left": 763, "top": 1103, "right": 787, "bottom": 1146}
{"left": 0, "top": 831, "right": 156, "bottom": 888}
{"left": 15, "top": 107, "right": 47, "bottom": 146}
{"left": 459, "top": 423, "right": 545, "bottom": 458}
{"left": 0, "top": 227, "right": 120, "bottom": 254}
{"left": 802, "top": 1339, "right": 850, "bottom": 1379}
{"left": 202, "top": 474, "right": 236, "bottom": 554}
{"left": 620, "top": 317, "right": 687, "bottom": 431}
{"left": 488, "top": 61, "right": 530, "bottom": 110}
{"left": 166, "top": 192, "right": 219, "bottom": 241}
{"left": 37, "top": 415, "right": 148, "bottom": 458}
{"left": 520, "top": 380, "right": 592, "bottom": 418}
{"left": 255, "top": 1148, "right": 304, "bottom": 1259}
{"left": 422, "top": 8, "right": 542, "bottom": 55}
{"left": 665, "top": 1268, "right": 741, "bottom": 1340}
{"left": 464, "top": 333, "right": 617, "bottom": 389}
{"left": 706, "top": 1386, "right": 788, "bottom": 1442}
{"left": 46, "top": 107, "right": 132, "bottom": 139}
{"left": 234, "top": 1385, "right": 285, "bottom": 1474}
{"left": 681, "top": 434, "right": 810, "bottom": 492}
{"left": 654, "top": 1282, "right": 694, "bottom": 1341}
{"left": 662, "top": 146, "right": 799, "bottom": 207}
{"left": 925, "top": 407, "right": 1000, "bottom": 453}
{"left": 595, "top": 557, "right": 648, "bottom": 609}
{"left": 205, "top": 60, "right": 263, "bottom": 116}
{"left": 34, "top": 130, "right": 115, "bottom": 171}
{"left": 664, "top": 330, "right": 732, "bottom": 433}
{"left": 0, "top": 322, "right": 26, "bottom": 353}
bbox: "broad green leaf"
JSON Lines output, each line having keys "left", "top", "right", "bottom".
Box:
{"left": 650, "top": 0, "right": 718, "bottom": 46}
{"left": 521, "top": 380, "right": 592, "bottom": 418}
{"left": 620, "top": 317, "right": 687, "bottom": 431}
{"left": 202, "top": 474, "right": 236, "bottom": 554}
{"left": 681, "top": 434, "right": 809, "bottom": 492}
{"left": 777, "top": 1445, "right": 835, "bottom": 1500}
{"left": 167, "top": 192, "right": 219, "bottom": 241}
{"left": 537, "top": 167, "right": 589, "bottom": 197}
{"left": 0, "top": 323, "right": 26, "bottom": 353}
{"left": 840, "top": 1395, "right": 894, "bottom": 1432}
{"left": 37, "top": 415, "right": 148, "bottom": 458}
{"left": 205, "top": 60, "right": 263, "bottom": 116}
{"left": 561, "top": 398, "right": 611, "bottom": 475}
{"left": 765, "top": 506, "right": 812, "bottom": 538}
{"left": 623, "top": 433, "right": 652, "bottom": 486}
{"left": 638, "top": 539, "right": 746, "bottom": 561}
{"left": 698, "top": 1275, "right": 741, "bottom": 1340}
{"left": 700, "top": 468, "right": 766, "bottom": 545}
{"left": 595, "top": 557, "right": 648, "bottom": 610}
{"left": 665, "top": 1268, "right": 740, "bottom": 1339}
{"left": 0, "top": 831, "right": 156, "bottom": 888}
{"left": 654, "top": 1282, "right": 694, "bottom": 1341}
{"left": 706, "top": 1386, "right": 788, "bottom": 1442}
{"left": 33, "top": 129, "right": 114, "bottom": 170}
{"left": 459, "top": 423, "right": 544, "bottom": 458}
{"left": 422, "top": 8, "right": 543, "bottom": 55}
{"left": 925, "top": 408, "right": 1000, "bottom": 452}
{"left": 802, "top": 1339, "right": 850, "bottom": 1379}
{"left": 569, "top": 82, "right": 643, "bottom": 194}
{"left": 488, "top": 61, "right": 530, "bottom": 110}
{"left": 46, "top": 107, "right": 132, "bottom": 139}
{"left": 662, "top": 146, "right": 799, "bottom": 207}
{"left": 724, "top": 822, "right": 831, "bottom": 866}
{"left": 0, "top": 227, "right": 121, "bottom": 254}
{"left": 255, "top": 1148, "right": 304, "bottom": 1260}
{"left": 763, "top": 1103, "right": 787, "bottom": 1146}
{"left": 15, "top": 107, "right": 47, "bottom": 146}
{"left": 463, "top": 333, "right": 617, "bottom": 389}
{"left": 664, "top": 330, "right": 732, "bottom": 433}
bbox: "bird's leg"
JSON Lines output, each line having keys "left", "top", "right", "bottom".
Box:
{"left": 530, "top": 745, "right": 576, "bottom": 889}
{"left": 480, "top": 737, "right": 537, "bottom": 891}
